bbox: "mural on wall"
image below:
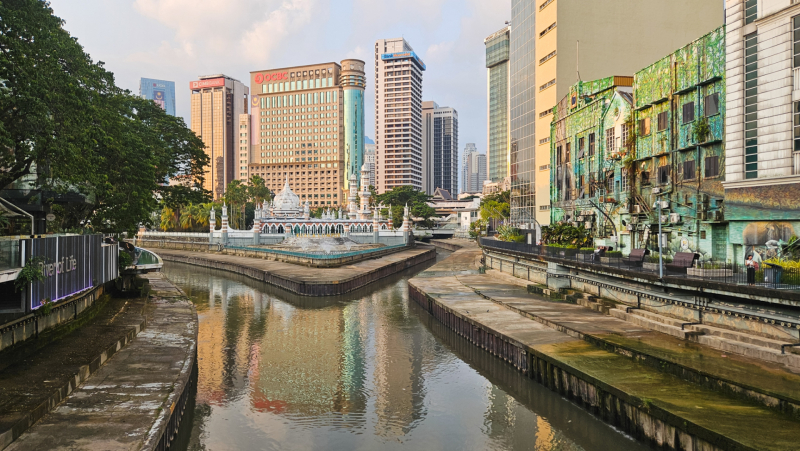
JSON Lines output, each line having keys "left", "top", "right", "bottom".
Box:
{"left": 726, "top": 185, "right": 800, "bottom": 221}
{"left": 741, "top": 221, "right": 797, "bottom": 262}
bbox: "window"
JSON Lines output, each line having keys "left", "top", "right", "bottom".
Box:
{"left": 621, "top": 169, "right": 629, "bottom": 191}
{"left": 588, "top": 133, "right": 595, "bottom": 156}
{"left": 621, "top": 123, "right": 629, "bottom": 150}
{"left": 539, "top": 109, "right": 553, "bottom": 118}
{"left": 539, "top": 78, "right": 556, "bottom": 91}
{"left": 794, "top": 16, "right": 800, "bottom": 67}
{"left": 641, "top": 171, "right": 650, "bottom": 185}
{"left": 565, "top": 142, "right": 571, "bottom": 162}
{"left": 705, "top": 93, "right": 719, "bottom": 117}
{"left": 682, "top": 102, "right": 695, "bottom": 123}
{"left": 539, "top": 0, "right": 554, "bottom": 11}
{"left": 744, "top": 33, "right": 758, "bottom": 179}
{"left": 745, "top": 0, "right": 757, "bottom": 24}
{"left": 539, "top": 50, "right": 557, "bottom": 65}
{"left": 557, "top": 145, "right": 563, "bottom": 165}
{"left": 658, "top": 165, "right": 670, "bottom": 185}
{"left": 794, "top": 102, "right": 800, "bottom": 151}
{"left": 657, "top": 112, "right": 668, "bottom": 131}
{"left": 578, "top": 137, "right": 585, "bottom": 158}
{"left": 683, "top": 160, "right": 696, "bottom": 180}
{"left": 606, "top": 127, "right": 615, "bottom": 153}
{"left": 638, "top": 117, "right": 651, "bottom": 136}
{"left": 539, "top": 22, "right": 556, "bottom": 38}
{"left": 705, "top": 156, "right": 719, "bottom": 178}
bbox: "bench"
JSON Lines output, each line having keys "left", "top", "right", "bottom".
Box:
{"left": 665, "top": 252, "right": 699, "bottom": 274}
{"left": 624, "top": 248, "right": 650, "bottom": 267}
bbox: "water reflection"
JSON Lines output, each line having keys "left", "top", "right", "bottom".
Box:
{"left": 165, "top": 259, "right": 646, "bottom": 451}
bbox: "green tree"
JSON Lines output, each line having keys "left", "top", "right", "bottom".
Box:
{"left": 483, "top": 190, "right": 510, "bottom": 205}
{"left": 224, "top": 180, "right": 248, "bottom": 229}
{"left": 480, "top": 200, "right": 509, "bottom": 222}
{"left": 0, "top": 1, "right": 209, "bottom": 234}
{"left": 160, "top": 206, "right": 176, "bottom": 231}
{"left": 248, "top": 175, "right": 272, "bottom": 205}
{"left": 411, "top": 203, "right": 437, "bottom": 229}
{"left": 375, "top": 186, "right": 432, "bottom": 207}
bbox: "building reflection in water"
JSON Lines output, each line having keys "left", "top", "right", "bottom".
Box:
{"left": 166, "top": 263, "right": 646, "bottom": 451}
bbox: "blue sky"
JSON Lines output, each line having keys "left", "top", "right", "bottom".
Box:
{"left": 49, "top": 0, "right": 510, "bottom": 165}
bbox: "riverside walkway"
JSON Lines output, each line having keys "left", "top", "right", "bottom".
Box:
{"left": 409, "top": 241, "right": 800, "bottom": 451}
{"left": 4, "top": 273, "right": 196, "bottom": 451}
{"left": 150, "top": 245, "right": 435, "bottom": 296}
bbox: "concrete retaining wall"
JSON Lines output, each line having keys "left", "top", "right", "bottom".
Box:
{"left": 160, "top": 248, "right": 437, "bottom": 296}
{"left": 408, "top": 283, "right": 727, "bottom": 451}
{"left": 0, "top": 284, "right": 109, "bottom": 354}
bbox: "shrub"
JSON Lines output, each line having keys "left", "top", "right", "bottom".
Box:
{"left": 580, "top": 247, "right": 595, "bottom": 252}
{"left": 119, "top": 251, "right": 134, "bottom": 270}
{"left": 606, "top": 251, "right": 623, "bottom": 258}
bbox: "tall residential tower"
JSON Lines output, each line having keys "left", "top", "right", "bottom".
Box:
{"left": 374, "top": 38, "right": 426, "bottom": 194}
{"left": 190, "top": 75, "right": 249, "bottom": 199}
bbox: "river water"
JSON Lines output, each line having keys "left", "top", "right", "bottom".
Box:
{"left": 164, "top": 255, "right": 647, "bottom": 451}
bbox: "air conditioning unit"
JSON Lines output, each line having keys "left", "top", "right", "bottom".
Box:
{"left": 585, "top": 222, "right": 593, "bottom": 229}
{"left": 669, "top": 213, "right": 681, "bottom": 224}
{"left": 577, "top": 216, "right": 585, "bottom": 222}
{"left": 571, "top": 221, "right": 579, "bottom": 228}
{"left": 660, "top": 215, "right": 669, "bottom": 223}
{"left": 652, "top": 187, "right": 661, "bottom": 194}
{"left": 660, "top": 201, "right": 669, "bottom": 209}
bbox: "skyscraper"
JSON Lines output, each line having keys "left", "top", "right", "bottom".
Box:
{"left": 374, "top": 38, "right": 426, "bottom": 194}
{"left": 485, "top": 27, "right": 510, "bottom": 184}
{"left": 190, "top": 75, "right": 249, "bottom": 199}
{"left": 421, "top": 101, "right": 438, "bottom": 195}
{"left": 140, "top": 78, "right": 176, "bottom": 116}
{"left": 462, "top": 144, "right": 487, "bottom": 194}
{"left": 364, "top": 141, "right": 376, "bottom": 188}
{"left": 432, "top": 106, "right": 459, "bottom": 196}
{"left": 509, "top": 0, "right": 724, "bottom": 227}
{"left": 246, "top": 61, "right": 362, "bottom": 207}
{"left": 341, "top": 59, "right": 367, "bottom": 191}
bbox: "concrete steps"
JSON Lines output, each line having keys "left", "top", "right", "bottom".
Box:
{"left": 610, "top": 308, "right": 704, "bottom": 340}
{"left": 607, "top": 306, "right": 800, "bottom": 369}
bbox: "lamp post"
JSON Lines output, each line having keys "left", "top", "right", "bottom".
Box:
{"left": 652, "top": 192, "right": 663, "bottom": 279}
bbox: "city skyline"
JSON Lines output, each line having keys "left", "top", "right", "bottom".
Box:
{"left": 48, "top": 0, "right": 506, "bottom": 168}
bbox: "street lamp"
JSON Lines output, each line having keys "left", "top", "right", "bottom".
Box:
{"left": 652, "top": 190, "right": 663, "bottom": 279}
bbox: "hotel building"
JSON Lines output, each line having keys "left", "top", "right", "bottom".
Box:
{"left": 190, "top": 75, "right": 249, "bottom": 200}
{"left": 245, "top": 61, "right": 365, "bottom": 207}
{"left": 508, "top": 0, "right": 723, "bottom": 227}
{"left": 374, "top": 38, "right": 426, "bottom": 194}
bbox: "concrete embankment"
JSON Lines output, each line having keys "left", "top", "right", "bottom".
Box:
{"left": 151, "top": 246, "right": 436, "bottom": 296}
{"left": 409, "top": 241, "right": 800, "bottom": 451}
{"left": 5, "top": 273, "right": 197, "bottom": 451}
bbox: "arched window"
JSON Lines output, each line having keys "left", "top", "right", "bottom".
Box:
{"left": 337, "top": 224, "right": 344, "bottom": 233}
{"left": 271, "top": 224, "right": 277, "bottom": 234}
{"left": 325, "top": 225, "right": 330, "bottom": 234}
{"left": 278, "top": 225, "right": 284, "bottom": 234}
{"left": 381, "top": 224, "right": 387, "bottom": 230}
{"left": 312, "top": 225, "right": 318, "bottom": 234}
{"left": 369, "top": 225, "right": 374, "bottom": 232}
{"left": 357, "top": 225, "right": 362, "bottom": 233}
{"left": 301, "top": 225, "right": 307, "bottom": 234}
{"left": 350, "top": 225, "right": 355, "bottom": 232}
{"left": 294, "top": 225, "right": 300, "bottom": 234}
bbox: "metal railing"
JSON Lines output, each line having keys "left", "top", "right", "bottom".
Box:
{"left": 480, "top": 238, "right": 800, "bottom": 290}
{"left": 224, "top": 243, "right": 410, "bottom": 260}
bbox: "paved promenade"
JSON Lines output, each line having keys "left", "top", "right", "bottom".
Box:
{"left": 409, "top": 241, "right": 800, "bottom": 451}
{"left": 6, "top": 273, "right": 196, "bottom": 451}
{"left": 152, "top": 245, "right": 435, "bottom": 296}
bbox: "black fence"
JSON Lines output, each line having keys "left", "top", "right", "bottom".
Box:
{"left": 480, "top": 238, "right": 800, "bottom": 291}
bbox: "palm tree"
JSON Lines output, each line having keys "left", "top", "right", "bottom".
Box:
{"left": 179, "top": 204, "right": 194, "bottom": 230}
{"left": 195, "top": 203, "right": 214, "bottom": 228}
{"left": 160, "top": 206, "right": 176, "bottom": 231}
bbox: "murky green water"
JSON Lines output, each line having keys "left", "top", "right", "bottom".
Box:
{"left": 164, "top": 256, "right": 646, "bottom": 451}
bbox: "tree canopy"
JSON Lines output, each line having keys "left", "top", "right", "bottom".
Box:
{"left": 375, "top": 186, "right": 434, "bottom": 228}
{"left": 0, "top": 0, "right": 209, "bottom": 233}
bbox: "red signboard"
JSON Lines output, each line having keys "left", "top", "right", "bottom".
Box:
{"left": 190, "top": 78, "right": 225, "bottom": 89}
{"left": 254, "top": 72, "right": 288, "bottom": 84}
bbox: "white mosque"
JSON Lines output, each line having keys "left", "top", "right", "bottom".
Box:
{"left": 210, "top": 164, "right": 408, "bottom": 237}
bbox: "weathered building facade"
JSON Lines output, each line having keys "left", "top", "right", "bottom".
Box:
{"left": 550, "top": 76, "right": 634, "bottom": 243}
{"left": 630, "top": 26, "right": 727, "bottom": 262}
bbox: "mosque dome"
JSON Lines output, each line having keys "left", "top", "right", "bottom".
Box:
{"left": 272, "top": 176, "right": 301, "bottom": 214}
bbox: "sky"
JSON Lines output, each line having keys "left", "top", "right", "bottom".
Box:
{"left": 49, "top": 0, "right": 511, "bottom": 171}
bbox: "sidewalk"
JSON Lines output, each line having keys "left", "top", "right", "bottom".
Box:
{"left": 409, "top": 242, "right": 800, "bottom": 450}
{"left": 3, "top": 273, "right": 196, "bottom": 451}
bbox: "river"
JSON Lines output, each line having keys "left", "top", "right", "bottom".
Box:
{"left": 164, "top": 253, "right": 647, "bottom": 451}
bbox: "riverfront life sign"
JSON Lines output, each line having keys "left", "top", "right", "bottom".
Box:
{"left": 24, "top": 235, "right": 118, "bottom": 310}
